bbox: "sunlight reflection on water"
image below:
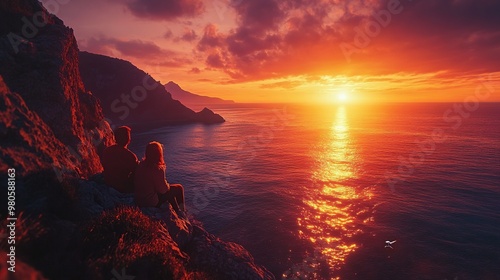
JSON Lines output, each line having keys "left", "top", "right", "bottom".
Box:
{"left": 284, "top": 106, "right": 372, "bottom": 279}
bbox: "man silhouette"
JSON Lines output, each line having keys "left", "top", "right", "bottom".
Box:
{"left": 101, "top": 126, "right": 138, "bottom": 193}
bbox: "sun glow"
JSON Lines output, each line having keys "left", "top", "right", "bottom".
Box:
{"left": 325, "top": 86, "right": 355, "bottom": 104}
{"left": 337, "top": 91, "right": 348, "bottom": 102}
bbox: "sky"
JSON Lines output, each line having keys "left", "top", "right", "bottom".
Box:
{"left": 52, "top": 0, "right": 500, "bottom": 103}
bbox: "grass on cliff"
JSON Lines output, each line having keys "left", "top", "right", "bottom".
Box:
{"left": 82, "top": 206, "right": 189, "bottom": 280}
{"left": 0, "top": 170, "right": 212, "bottom": 279}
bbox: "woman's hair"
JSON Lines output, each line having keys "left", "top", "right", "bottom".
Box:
{"left": 144, "top": 141, "right": 165, "bottom": 167}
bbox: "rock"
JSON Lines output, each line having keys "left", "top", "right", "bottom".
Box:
{"left": 0, "top": 0, "right": 113, "bottom": 177}
{"left": 141, "top": 205, "right": 193, "bottom": 248}
{"left": 78, "top": 178, "right": 274, "bottom": 279}
{"left": 76, "top": 179, "right": 134, "bottom": 219}
{"left": 78, "top": 51, "right": 225, "bottom": 128}
{"left": 0, "top": 251, "right": 47, "bottom": 280}
{"left": 187, "top": 224, "right": 275, "bottom": 280}
{"left": 196, "top": 107, "right": 226, "bottom": 124}
{"left": 75, "top": 178, "right": 274, "bottom": 279}
{"left": 0, "top": 77, "right": 81, "bottom": 175}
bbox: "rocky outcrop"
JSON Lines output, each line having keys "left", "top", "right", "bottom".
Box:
{"left": 197, "top": 107, "right": 225, "bottom": 124}
{"left": 78, "top": 51, "right": 225, "bottom": 128}
{"left": 0, "top": 171, "right": 274, "bottom": 279}
{"left": 164, "top": 81, "right": 235, "bottom": 111}
{"left": 0, "top": 251, "right": 46, "bottom": 279}
{"left": 77, "top": 179, "right": 275, "bottom": 280}
{"left": 0, "top": 0, "right": 113, "bottom": 177}
{"left": 0, "top": 77, "right": 80, "bottom": 175}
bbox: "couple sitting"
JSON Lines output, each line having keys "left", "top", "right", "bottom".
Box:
{"left": 101, "top": 126, "right": 185, "bottom": 213}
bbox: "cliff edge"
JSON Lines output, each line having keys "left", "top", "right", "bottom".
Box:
{"left": 0, "top": 0, "right": 113, "bottom": 177}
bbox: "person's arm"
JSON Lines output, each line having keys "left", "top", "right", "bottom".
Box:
{"left": 128, "top": 153, "right": 139, "bottom": 178}
{"left": 154, "top": 167, "right": 170, "bottom": 195}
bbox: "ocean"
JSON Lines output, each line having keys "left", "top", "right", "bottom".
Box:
{"left": 129, "top": 103, "right": 500, "bottom": 280}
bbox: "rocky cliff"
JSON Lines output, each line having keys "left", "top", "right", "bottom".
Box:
{"left": 0, "top": 77, "right": 80, "bottom": 176}
{"left": 0, "top": 172, "right": 274, "bottom": 279}
{"left": 78, "top": 51, "right": 225, "bottom": 128}
{"left": 0, "top": 0, "right": 272, "bottom": 279}
{"left": 0, "top": 0, "right": 113, "bottom": 177}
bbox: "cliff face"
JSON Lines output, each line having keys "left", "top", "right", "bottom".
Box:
{"left": 78, "top": 51, "right": 225, "bottom": 128}
{"left": 0, "top": 0, "right": 113, "bottom": 177}
{"left": 0, "top": 77, "right": 80, "bottom": 175}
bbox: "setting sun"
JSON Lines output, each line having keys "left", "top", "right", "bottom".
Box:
{"left": 321, "top": 88, "right": 353, "bottom": 104}
{"left": 338, "top": 91, "right": 348, "bottom": 102}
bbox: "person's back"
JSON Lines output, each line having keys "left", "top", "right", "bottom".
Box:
{"left": 134, "top": 141, "right": 185, "bottom": 213}
{"left": 102, "top": 145, "right": 138, "bottom": 192}
{"left": 134, "top": 160, "right": 168, "bottom": 207}
{"left": 101, "top": 126, "right": 138, "bottom": 193}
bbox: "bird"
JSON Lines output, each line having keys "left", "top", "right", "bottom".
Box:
{"left": 385, "top": 240, "right": 396, "bottom": 249}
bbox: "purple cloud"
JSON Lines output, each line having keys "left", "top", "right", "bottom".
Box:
{"left": 121, "top": 0, "right": 204, "bottom": 20}
{"left": 85, "top": 36, "right": 192, "bottom": 67}
{"left": 87, "top": 37, "right": 175, "bottom": 58}
{"left": 164, "top": 29, "right": 174, "bottom": 39}
{"left": 197, "top": 24, "right": 225, "bottom": 51}
{"left": 179, "top": 28, "right": 197, "bottom": 42}
{"left": 194, "top": 0, "right": 500, "bottom": 81}
{"left": 188, "top": 67, "right": 201, "bottom": 74}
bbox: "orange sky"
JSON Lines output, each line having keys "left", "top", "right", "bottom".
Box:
{"left": 56, "top": 0, "right": 500, "bottom": 103}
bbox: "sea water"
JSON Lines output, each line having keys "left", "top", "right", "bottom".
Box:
{"left": 129, "top": 103, "right": 500, "bottom": 280}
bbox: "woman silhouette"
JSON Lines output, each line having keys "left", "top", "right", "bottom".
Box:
{"left": 134, "top": 141, "right": 185, "bottom": 213}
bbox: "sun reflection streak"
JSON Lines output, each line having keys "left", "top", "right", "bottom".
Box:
{"left": 287, "top": 106, "right": 373, "bottom": 279}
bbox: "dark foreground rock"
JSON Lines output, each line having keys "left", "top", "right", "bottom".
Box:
{"left": 0, "top": 253, "right": 46, "bottom": 279}
{"left": 0, "top": 171, "right": 274, "bottom": 279}
{"left": 0, "top": 77, "right": 80, "bottom": 175}
{"left": 79, "top": 179, "right": 275, "bottom": 280}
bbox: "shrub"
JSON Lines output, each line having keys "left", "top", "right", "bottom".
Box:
{"left": 82, "top": 206, "right": 188, "bottom": 280}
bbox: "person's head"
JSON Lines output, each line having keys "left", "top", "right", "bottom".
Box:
{"left": 144, "top": 141, "right": 165, "bottom": 167}
{"left": 114, "top": 126, "right": 131, "bottom": 147}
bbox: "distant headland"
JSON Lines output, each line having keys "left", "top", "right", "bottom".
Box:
{"left": 78, "top": 51, "right": 225, "bottom": 129}
{"left": 164, "top": 81, "right": 235, "bottom": 112}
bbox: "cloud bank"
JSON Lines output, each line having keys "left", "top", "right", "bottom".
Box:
{"left": 193, "top": 0, "right": 500, "bottom": 81}
{"left": 121, "top": 0, "right": 204, "bottom": 20}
